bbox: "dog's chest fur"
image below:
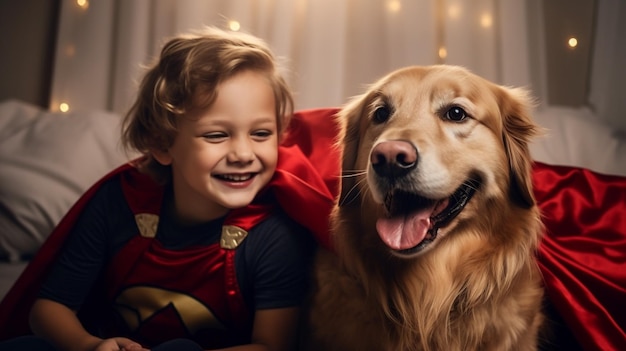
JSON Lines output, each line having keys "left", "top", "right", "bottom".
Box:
{"left": 304, "top": 205, "right": 544, "bottom": 351}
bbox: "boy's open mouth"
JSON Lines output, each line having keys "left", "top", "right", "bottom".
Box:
{"left": 214, "top": 173, "right": 256, "bottom": 182}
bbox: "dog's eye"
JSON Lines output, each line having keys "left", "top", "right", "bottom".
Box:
{"left": 445, "top": 106, "right": 468, "bottom": 122}
{"left": 373, "top": 106, "right": 392, "bottom": 124}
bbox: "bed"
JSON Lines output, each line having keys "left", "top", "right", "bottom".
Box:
{"left": 0, "top": 99, "right": 130, "bottom": 299}
{"left": 1, "top": 99, "right": 625, "bottom": 349}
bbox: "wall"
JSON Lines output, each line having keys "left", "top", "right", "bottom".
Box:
{"left": 0, "top": 0, "right": 606, "bottom": 113}
{"left": 0, "top": 0, "right": 59, "bottom": 108}
{"left": 543, "top": 0, "right": 596, "bottom": 107}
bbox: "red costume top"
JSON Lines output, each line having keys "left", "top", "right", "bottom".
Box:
{"left": 0, "top": 108, "right": 338, "bottom": 346}
{"left": 85, "top": 166, "right": 251, "bottom": 347}
{"left": 1, "top": 108, "right": 625, "bottom": 351}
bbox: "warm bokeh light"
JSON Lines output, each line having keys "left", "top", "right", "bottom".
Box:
{"left": 228, "top": 20, "right": 241, "bottom": 31}
{"left": 448, "top": 4, "right": 461, "bottom": 19}
{"left": 568, "top": 37, "right": 578, "bottom": 48}
{"left": 438, "top": 47, "right": 447, "bottom": 59}
{"left": 480, "top": 13, "right": 493, "bottom": 28}
{"left": 65, "top": 44, "right": 76, "bottom": 58}
{"left": 59, "top": 103, "right": 70, "bottom": 113}
{"left": 76, "top": 0, "right": 89, "bottom": 10}
{"left": 387, "top": 0, "right": 401, "bottom": 13}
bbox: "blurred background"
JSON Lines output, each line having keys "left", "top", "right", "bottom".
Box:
{"left": 1, "top": 0, "right": 625, "bottom": 301}
{"left": 0, "top": 0, "right": 624, "bottom": 131}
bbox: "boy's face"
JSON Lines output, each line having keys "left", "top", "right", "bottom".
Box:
{"left": 154, "top": 70, "right": 279, "bottom": 224}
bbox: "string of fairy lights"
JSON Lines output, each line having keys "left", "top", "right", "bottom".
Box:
{"left": 54, "top": 0, "right": 580, "bottom": 113}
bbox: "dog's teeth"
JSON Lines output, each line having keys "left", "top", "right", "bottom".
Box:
{"left": 384, "top": 192, "right": 393, "bottom": 211}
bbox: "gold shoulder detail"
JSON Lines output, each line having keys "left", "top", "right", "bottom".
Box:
{"left": 135, "top": 213, "right": 159, "bottom": 238}
{"left": 220, "top": 225, "right": 248, "bottom": 249}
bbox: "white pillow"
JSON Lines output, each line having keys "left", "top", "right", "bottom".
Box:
{"left": 530, "top": 105, "right": 626, "bottom": 177}
{"left": 0, "top": 100, "right": 130, "bottom": 262}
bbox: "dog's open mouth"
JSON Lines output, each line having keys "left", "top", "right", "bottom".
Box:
{"left": 376, "top": 178, "right": 480, "bottom": 255}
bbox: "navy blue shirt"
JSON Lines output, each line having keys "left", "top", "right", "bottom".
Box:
{"left": 40, "top": 175, "right": 317, "bottom": 312}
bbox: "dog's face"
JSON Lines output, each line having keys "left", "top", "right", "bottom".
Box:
{"left": 337, "top": 65, "right": 539, "bottom": 258}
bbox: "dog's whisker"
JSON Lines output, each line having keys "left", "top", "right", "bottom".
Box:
{"left": 355, "top": 178, "right": 370, "bottom": 195}
{"left": 337, "top": 169, "right": 368, "bottom": 206}
{"left": 340, "top": 169, "right": 367, "bottom": 179}
{"left": 339, "top": 176, "right": 367, "bottom": 206}
{"left": 462, "top": 180, "right": 480, "bottom": 192}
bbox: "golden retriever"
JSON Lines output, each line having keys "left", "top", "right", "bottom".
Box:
{"left": 303, "top": 65, "right": 544, "bottom": 351}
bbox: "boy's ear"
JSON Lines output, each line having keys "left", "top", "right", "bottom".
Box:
{"left": 151, "top": 149, "right": 173, "bottom": 166}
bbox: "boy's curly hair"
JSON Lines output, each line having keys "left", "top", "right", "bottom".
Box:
{"left": 121, "top": 26, "right": 294, "bottom": 183}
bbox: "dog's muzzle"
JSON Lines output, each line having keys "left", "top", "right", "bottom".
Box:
{"left": 376, "top": 178, "right": 480, "bottom": 256}
{"left": 370, "top": 140, "right": 480, "bottom": 255}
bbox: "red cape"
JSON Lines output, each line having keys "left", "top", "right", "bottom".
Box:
{"left": 0, "top": 108, "right": 339, "bottom": 341}
{"left": 1, "top": 108, "right": 625, "bottom": 351}
{"left": 533, "top": 162, "right": 626, "bottom": 350}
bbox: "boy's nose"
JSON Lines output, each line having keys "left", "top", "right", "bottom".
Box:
{"left": 228, "top": 138, "right": 254, "bottom": 163}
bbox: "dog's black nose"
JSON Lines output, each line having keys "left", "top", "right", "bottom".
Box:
{"left": 371, "top": 140, "right": 418, "bottom": 178}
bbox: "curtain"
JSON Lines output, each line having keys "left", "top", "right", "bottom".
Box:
{"left": 49, "top": 0, "right": 535, "bottom": 115}
{"left": 588, "top": 0, "right": 626, "bottom": 131}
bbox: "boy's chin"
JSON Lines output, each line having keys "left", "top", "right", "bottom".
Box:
{"left": 216, "top": 177, "right": 273, "bottom": 210}
{"left": 221, "top": 195, "right": 257, "bottom": 210}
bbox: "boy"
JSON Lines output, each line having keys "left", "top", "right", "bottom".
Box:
{"left": 0, "top": 27, "right": 332, "bottom": 351}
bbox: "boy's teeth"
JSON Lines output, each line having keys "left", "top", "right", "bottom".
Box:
{"left": 222, "top": 174, "right": 251, "bottom": 181}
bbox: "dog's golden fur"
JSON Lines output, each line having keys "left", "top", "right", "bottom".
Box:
{"left": 304, "top": 65, "right": 544, "bottom": 351}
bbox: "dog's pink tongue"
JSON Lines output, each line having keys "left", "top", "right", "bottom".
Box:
{"left": 376, "top": 207, "right": 433, "bottom": 250}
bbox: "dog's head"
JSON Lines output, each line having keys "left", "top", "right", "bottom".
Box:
{"left": 336, "top": 65, "right": 540, "bottom": 257}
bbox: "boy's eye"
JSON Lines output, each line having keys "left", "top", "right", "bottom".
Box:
{"left": 252, "top": 130, "right": 273, "bottom": 139}
{"left": 203, "top": 132, "right": 228, "bottom": 141}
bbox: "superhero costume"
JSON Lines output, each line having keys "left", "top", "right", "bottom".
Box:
{"left": 55, "top": 167, "right": 255, "bottom": 347}
{"left": 1, "top": 108, "right": 625, "bottom": 351}
{"left": 0, "top": 108, "right": 338, "bottom": 347}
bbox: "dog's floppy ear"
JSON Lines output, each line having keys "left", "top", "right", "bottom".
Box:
{"left": 496, "top": 86, "right": 541, "bottom": 208}
{"left": 336, "top": 94, "right": 367, "bottom": 207}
